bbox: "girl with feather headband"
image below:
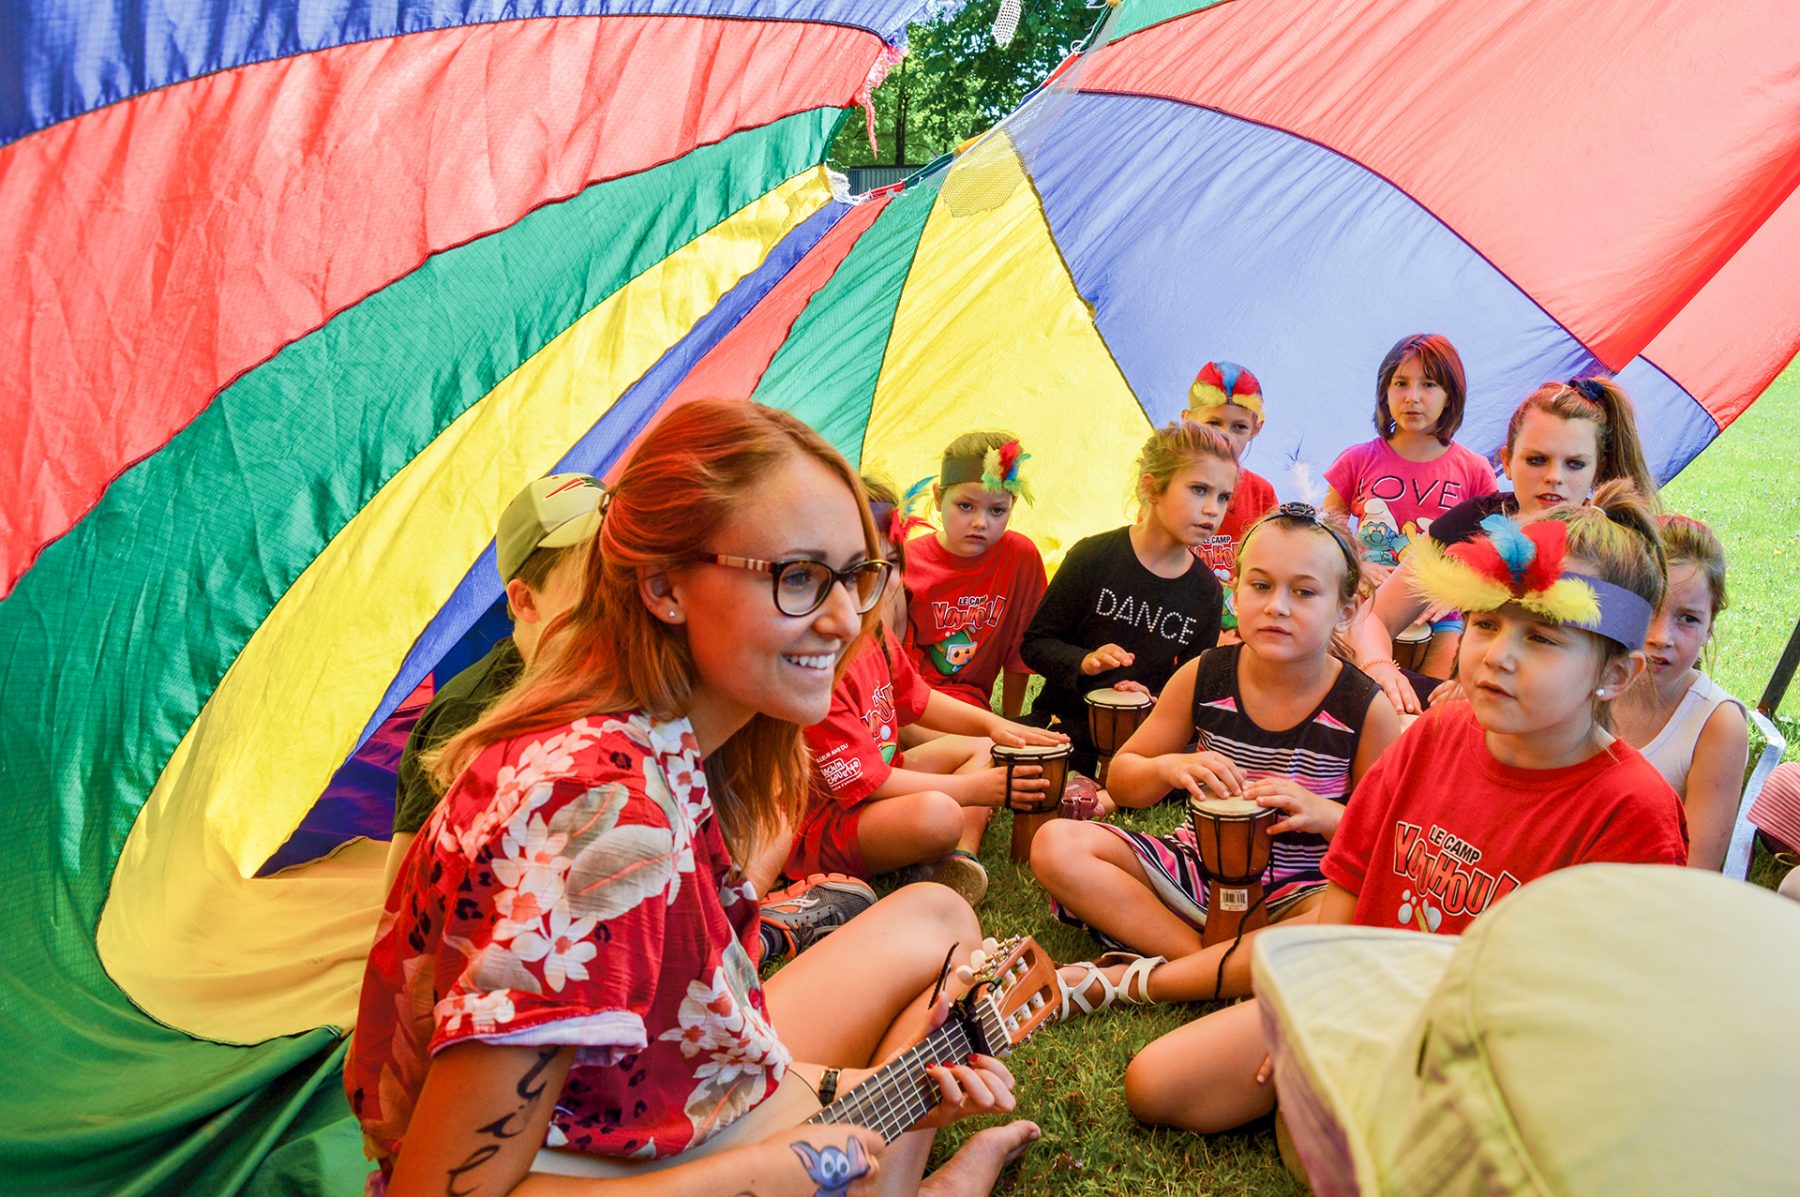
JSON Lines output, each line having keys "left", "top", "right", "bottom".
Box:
{"left": 790, "top": 477, "right": 1067, "bottom": 908}
{"left": 1111, "top": 480, "right": 1688, "bottom": 1143}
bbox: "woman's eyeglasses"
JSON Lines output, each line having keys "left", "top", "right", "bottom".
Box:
{"left": 697, "top": 555, "right": 894, "bottom": 617}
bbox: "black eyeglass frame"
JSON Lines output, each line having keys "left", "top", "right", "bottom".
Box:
{"left": 698, "top": 554, "right": 894, "bottom": 617}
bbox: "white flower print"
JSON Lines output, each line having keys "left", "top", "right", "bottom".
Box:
{"left": 659, "top": 984, "right": 742, "bottom": 1059}
{"left": 508, "top": 903, "right": 600, "bottom": 992}
{"left": 438, "top": 989, "right": 517, "bottom": 1035}
{"left": 493, "top": 810, "right": 572, "bottom": 895}
{"left": 492, "top": 866, "right": 565, "bottom": 943}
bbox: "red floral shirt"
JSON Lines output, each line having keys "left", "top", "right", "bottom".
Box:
{"left": 346, "top": 712, "right": 788, "bottom": 1189}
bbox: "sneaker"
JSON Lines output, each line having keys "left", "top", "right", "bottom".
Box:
{"left": 928, "top": 852, "right": 989, "bottom": 907}
{"left": 759, "top": 873, "right": 877, "bottom": 956}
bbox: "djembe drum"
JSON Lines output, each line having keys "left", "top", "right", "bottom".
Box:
{"left": 992, "top": 742, "right": 1071, "bottom": 864}
{"left": 1394, "top": 622, "right": 1433, "bottom": 672}
{"left": 1085, "top": 687, "right": 1153, "bottom": 785}
{"left": 1189, "top": 793, "right": 1279, "bottom": 947}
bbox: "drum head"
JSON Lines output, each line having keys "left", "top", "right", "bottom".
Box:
{"left": 1190, "top": 794, "right": 1264, "bottom": 819}
{"left": 1085, "top": 687, "right": 1152, "bottom": 708}
{"left": 1395, "top": 623, "right": 1432, "bottom": 645}
{"left": 991, "top": 742, "right": 1072, "bottom": 762}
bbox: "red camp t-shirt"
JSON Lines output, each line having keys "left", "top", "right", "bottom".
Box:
{"left": 1193, "top": 467, "right": 1277, "bottom": 631}
{"left": 902, "top": 529, "right": 1046, "bottom": 708}
{"left": 805, "top": 632, "right": 934, "bottom": 805}
{"left": 1323, "top": 703, "right": 1688, "bottom": 936}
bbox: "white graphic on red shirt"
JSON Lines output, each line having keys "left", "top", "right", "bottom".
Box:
{"left": 864, "top": 681, "right": 898, "bottom": 764}
{"left": 1391, "top": 820, "right": 1521, "bottom": 928}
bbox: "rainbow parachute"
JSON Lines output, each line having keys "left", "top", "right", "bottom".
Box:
{"left": 4, "top": 0, "right": 1797, "bottom": 1189}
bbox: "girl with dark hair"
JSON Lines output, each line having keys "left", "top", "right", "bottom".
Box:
{"left": 1324, "top": 333, "right": 1498, "bottom": 676}
{"left": 1353, "top": 374, "right": 1660, "bottom": 714}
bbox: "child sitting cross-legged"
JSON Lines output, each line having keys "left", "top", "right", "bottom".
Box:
{"left": 1032, "top": 504, "right": 1401, "bottom": 1013}
{"left": 1121, "top": 483, "right": 1688, "bottom": 1138}
{"left": 791, "top": 479, "right": 1069, "bottom": 906}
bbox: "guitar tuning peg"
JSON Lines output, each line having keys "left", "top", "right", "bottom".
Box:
{"left": 954, "top": 964, "right": 975, "bottom": 985}
{"left": 982, "top": 936, "right": 999, "bottom": 953}
{"left": 968, "top": 949, "right": 988, "bottom": 971}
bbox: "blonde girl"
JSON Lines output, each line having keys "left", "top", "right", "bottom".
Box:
{"left": 1033, "top": 504, "right": 1401, "bottom": 1015}
{"left": 1021, "top": 420, "right": 1238, "bottom": 775}
{"left": 1614, "top": 513, "right": 1749, "bottom": 870}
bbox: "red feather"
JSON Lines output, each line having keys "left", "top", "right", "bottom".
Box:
{"left": 1519, "top": 521, "right": 1569, "bottom": 594}
{"left": 1447, "top": 537, "right": 1513, "bottom": 587}
{"left": 997, "top": 439, "right": 1023, "bottom": 477}
{"left": 1196, "top": 361, "right": 1225, "bottom": 391}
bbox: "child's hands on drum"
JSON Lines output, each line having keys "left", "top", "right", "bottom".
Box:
{"left": 1080, "top": 643, "right": 1135, "bottom": 675}
{"left": 988, "top": 719, "right": 1069, "bottom": 750}
{"left": 1247, "top": 778, "right": 1343, "bottom": 838}
{"left": 963, "top": 763, "right": 1045, "bottom": 808}
{"left": 1109, "top": 679, "right": 1152, "bottom": 696}
{"left": 1159, "top": 750, "right": 1247, "bottom": 799}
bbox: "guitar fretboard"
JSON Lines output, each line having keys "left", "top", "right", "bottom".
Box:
{"left": 804, "top": 995, "right": 1006, "bottom": 1142}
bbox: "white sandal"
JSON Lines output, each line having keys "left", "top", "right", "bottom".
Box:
{"left": 1055, "top": 951, "right": 1165, "bottom": 1021}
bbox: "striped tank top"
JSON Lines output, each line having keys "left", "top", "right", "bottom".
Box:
{"left": 1190, "top": 643, "right": 1379, "bottom": 892}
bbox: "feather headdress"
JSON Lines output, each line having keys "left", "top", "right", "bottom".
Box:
{"left": 1185, "top": 360, "right": 1264, "bottom": 418}
{"left": 979, "top": 439, "right": 1033, "bottom": 503}
{"left": 1409, "top": 514, "right": 1601, "bottom": 625}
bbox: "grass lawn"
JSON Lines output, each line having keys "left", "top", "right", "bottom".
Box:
{"left": 916, "top": 361, "right": 1800, "bottom": 1193}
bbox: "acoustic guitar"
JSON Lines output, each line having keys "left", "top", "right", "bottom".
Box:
{"left": 532, "top": 935, "right": 1060, "bottom": 1179}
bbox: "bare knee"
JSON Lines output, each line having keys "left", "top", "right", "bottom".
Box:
{"left": 1029, "top": 818, "right": 1095, "bottom": 893}
{"left": 1126, "top": 1016, "right": 1270, "bottom": 1135}
{"left": 887, "top": 875, "right": 981, "bottom": 945}
{"left": 1124, "top": 1044, "right": 1187, "bottom": 1128}
{"left": 917, "top": 791, "right": 964, "bottom": 855}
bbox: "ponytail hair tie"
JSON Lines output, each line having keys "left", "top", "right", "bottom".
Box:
{"left": 1568, "top": 377, "right": 1609, "bottom": 405}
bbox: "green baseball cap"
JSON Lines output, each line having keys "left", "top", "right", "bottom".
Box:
{"left": 495, "top": 473, "right": 603, "bottom": 583}
{"left": 1254, "top": 865, "right": 1800, "bottom": 1195}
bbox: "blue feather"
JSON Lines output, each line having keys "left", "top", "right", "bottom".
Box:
{"left": 902, "top": 475, "right": 935, "bottom": 516}
{"left": 1479, "top": 514, "right": 1535, "bottom": 582}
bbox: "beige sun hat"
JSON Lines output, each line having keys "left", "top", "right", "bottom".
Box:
{"left": 495, "top": 473, "right": 603, "bottom": 583}
{"left": 1253, "top": 864, "right": 1800, "bottom": 1196}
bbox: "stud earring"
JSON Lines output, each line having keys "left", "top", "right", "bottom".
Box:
{"left": 1595, "top": 687, "right": 1608, "bottom": 698}
{"left": 668, "top": 609, "right": 677, "bottom": 617}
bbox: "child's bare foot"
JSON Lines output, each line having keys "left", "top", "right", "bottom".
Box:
{"left": 919, "top": 1120, "right": 1040, "bottom": 1195}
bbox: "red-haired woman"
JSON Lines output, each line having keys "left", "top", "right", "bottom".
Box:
{"left": 348, "top": 400, "right": 1037, "bottom": 1196}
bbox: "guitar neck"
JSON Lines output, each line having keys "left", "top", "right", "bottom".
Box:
{"left": 804, "top": 1002, "right": 1000, "bottom": 1142}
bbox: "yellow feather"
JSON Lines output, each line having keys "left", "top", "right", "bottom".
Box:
{"left": 1407, "top": 541, "right": 1512, "bottom": 613}
{"left": 1519, "top": 578, "right": 1601, "bottom": 627}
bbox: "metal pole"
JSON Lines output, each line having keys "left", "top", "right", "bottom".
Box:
{"left": 1758, "top": 615, "right": 1800, "bottom": 718}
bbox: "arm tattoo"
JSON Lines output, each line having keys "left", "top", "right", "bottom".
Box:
{"left": 444, "top": 1047, "right": 560, "bottom": 1197}
{"left": 791, "top": 1138, "right": 873, "bottom": 1197}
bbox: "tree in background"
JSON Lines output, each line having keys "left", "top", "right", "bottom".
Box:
{"left": 831, "top": 0, "right": 1100, "bottom": 167}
